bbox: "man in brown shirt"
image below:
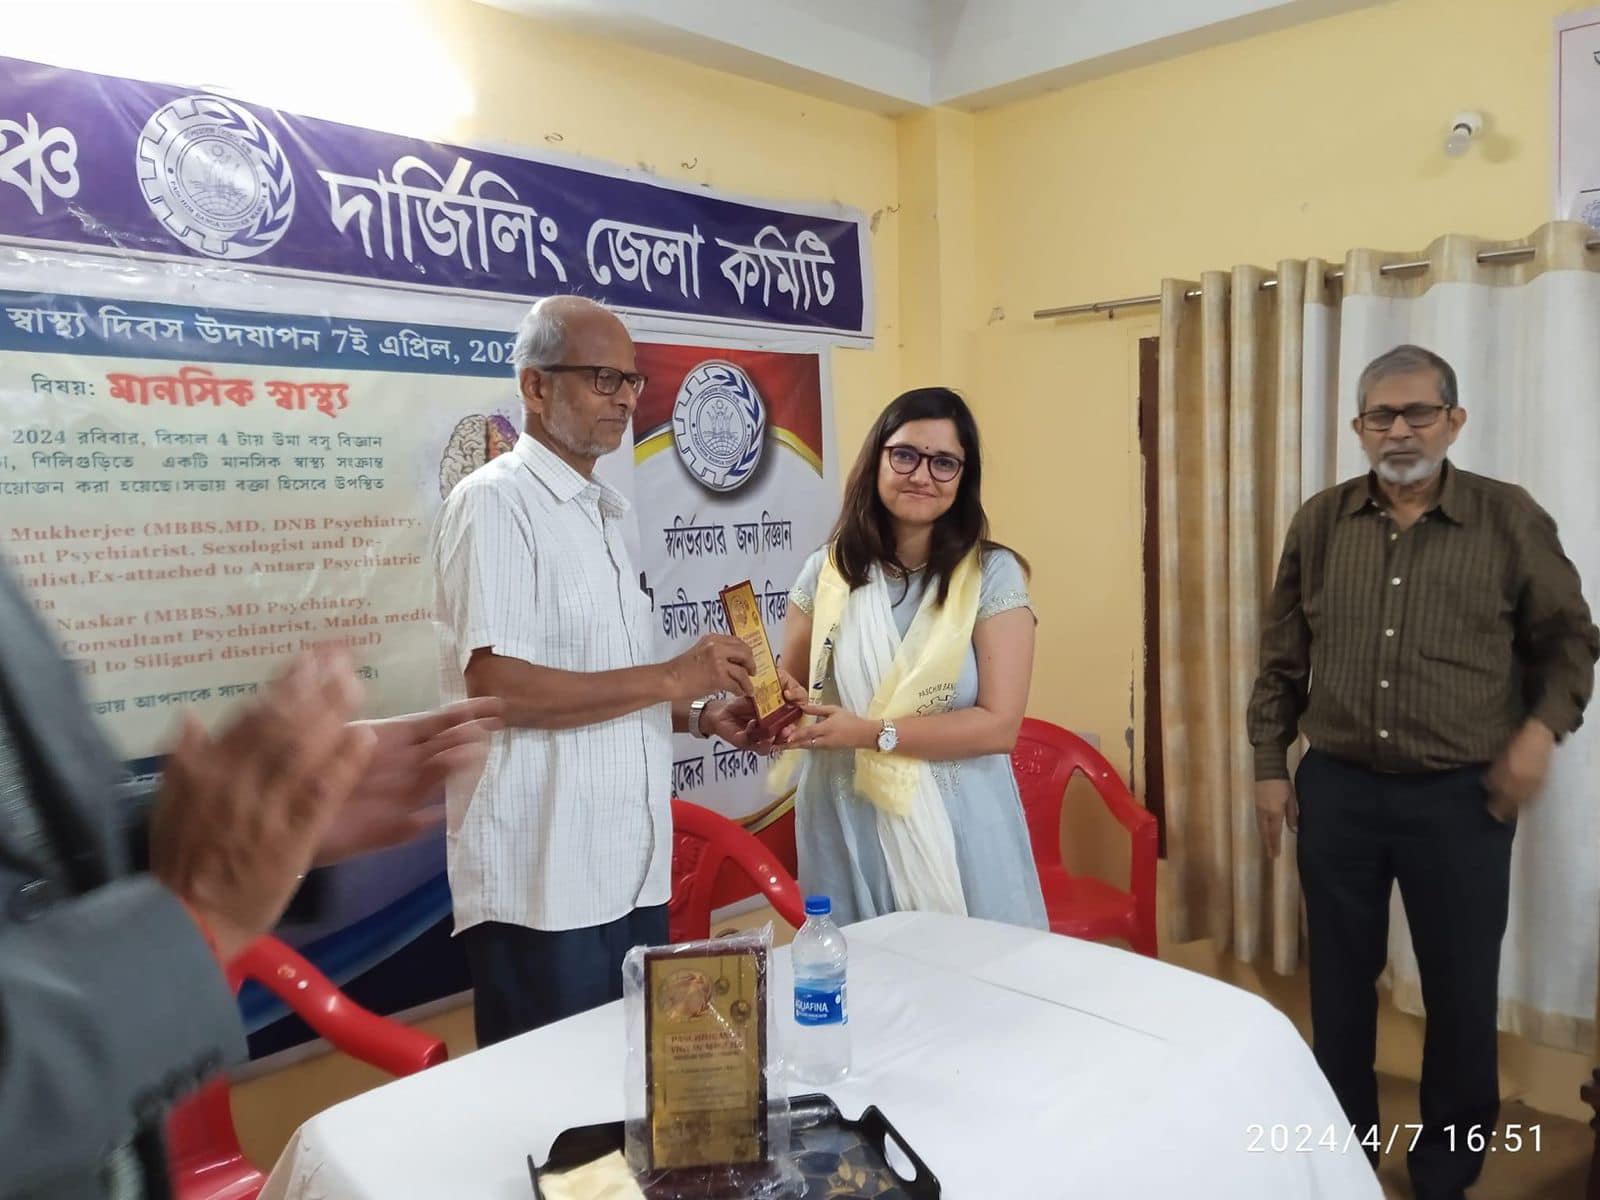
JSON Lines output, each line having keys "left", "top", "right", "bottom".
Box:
{"left": 1249, "top": 344, "right": 1597, "bottom": 1200}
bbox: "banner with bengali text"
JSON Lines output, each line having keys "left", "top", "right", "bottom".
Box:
{"left": 0, "top": 54, "right": 870, "bottom": 338}
{"left": 0, "top": 281, "right": 834, "bottom": 1052}
{"left": 633, "top": 343, "right": 833, "bottom": 824}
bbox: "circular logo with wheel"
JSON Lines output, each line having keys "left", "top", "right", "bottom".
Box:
{"left": 1582, "top": 195, "right": 1600, "bottom": 235}
{"left": 137, "top": 95, "right": 295, "bottom": 260}
{"left": 672, "top": 360, "right": 766, "bottom": 493}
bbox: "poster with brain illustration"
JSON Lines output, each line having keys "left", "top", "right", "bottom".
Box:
{"left": 0, "top": 279, "right": 834, "bottom": 1051}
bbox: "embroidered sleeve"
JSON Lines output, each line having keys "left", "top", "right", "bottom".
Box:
{"left": 978, "top": 548, "right": 1036, "bottom": 623}
{"left": 978, "top": 589, "right": 1034, "bottom": 622}
{"left": 787, "top": 547, "right": 825, "bottom": 616}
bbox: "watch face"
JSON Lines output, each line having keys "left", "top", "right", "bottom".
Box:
{"left": 878, "top": 726, "right": 896, "bottom": 752}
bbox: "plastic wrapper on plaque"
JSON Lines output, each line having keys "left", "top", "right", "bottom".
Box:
{"left": 620, "top": 926, "right": 801, "bottom": 1199}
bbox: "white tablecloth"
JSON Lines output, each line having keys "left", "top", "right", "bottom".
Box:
{"left": 260, "top": 913, "right": 1381, "bottom": 1199}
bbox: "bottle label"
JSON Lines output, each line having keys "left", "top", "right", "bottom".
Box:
{"left": 794, "top": 981, "right": 846, "bottom": 1027}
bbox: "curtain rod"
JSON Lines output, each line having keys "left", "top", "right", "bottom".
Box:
{"left": 1031, "top": 238, "right": 1600, "bottom": 320}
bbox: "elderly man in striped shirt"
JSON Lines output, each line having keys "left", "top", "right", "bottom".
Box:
{"left": 434, "top": 296, "right": 763, "bottom": 1046}
{"left": 1248, "top": 343, "right": 1598, "bottom": 1200}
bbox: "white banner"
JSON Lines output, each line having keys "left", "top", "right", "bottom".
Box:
{"left": 1556, "top": 8, "right": 1600, "bottom": 228}
{"left": 0, "top": 262, "right": 837, "bottom": 825}
{"left": 630, "top": 346, "right": 836, "bottom": 819}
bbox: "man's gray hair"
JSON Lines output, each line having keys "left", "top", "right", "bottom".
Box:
{"left": 1356, "top": 344, "right": 1458, "bottom": 413}
{"left": 510, "top": 295, "right": 616, "bottom": 377}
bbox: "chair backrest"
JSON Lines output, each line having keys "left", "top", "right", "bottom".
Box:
{"left": 707, "top": 803, "right": 799, "bottom": 912}
{"left": 229, "top": 936, "right": 447, "bottom": 1076}
{"left": 167, "top": 935, "right": 447, "bottom": 1199}
{"left": 670, "top": 797, "right": 807, "bottom": 941}
{"left": 165, "top": 1078, "right": 246, "bottom": 1198}
{"left": 1010, "top": 717, "right": 1124, "bottom": 871}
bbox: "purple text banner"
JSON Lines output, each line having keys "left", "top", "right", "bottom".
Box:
{"left": 0, "top": 56, "right": 870, "bottom": 337}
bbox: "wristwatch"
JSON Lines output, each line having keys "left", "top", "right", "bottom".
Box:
{"left": 690, "top": 697, "right": 714, "bottom": 739}
{"left": 877, "top": 718, "right": 898, "bottom": 754}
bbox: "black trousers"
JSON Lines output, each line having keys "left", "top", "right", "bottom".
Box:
{"left": 459, "top": 905, "right": 669, "bottom": 1047}
{"left": 1296, "top": 749, "right": 1515, "bottom": 1200}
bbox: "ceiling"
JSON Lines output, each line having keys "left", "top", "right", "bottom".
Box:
{"left": 473, "top": 0, "right": 1385, "bottom": 113}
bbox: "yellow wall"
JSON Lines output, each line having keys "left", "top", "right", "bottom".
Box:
{"left": 422, "top": 0, "right": 903, "bottom": 452}
{"left": 238, "top": 0, "right": 1590, "bottom": 1141}
{"left": 1, "top": 0, "right": 903, "bottom": 453}
{"left": 4, "top": 0, "right": 906, "bottom": 1168}
{"left": 896, "top": 107, "right": 979, "bottom": 393}
{"left": 967, "top": 0, "right": 1591, "bottom": 1121}
{"left": 971, "top": 0, "right": 1584, "bottom": 788}
{"left": 15, "top": 0, "right": 1593, "bottom": 1162}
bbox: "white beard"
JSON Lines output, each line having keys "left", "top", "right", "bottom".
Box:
{"left": 1375, "top": 451, "right": 1443, "bottom": 485}
{"left": 543, "top": 403, "right": 616, "bottom": 462}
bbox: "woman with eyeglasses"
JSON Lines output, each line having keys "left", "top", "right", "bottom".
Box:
{"left": 770, "top": 387, "right": 1047, "bottom": 927}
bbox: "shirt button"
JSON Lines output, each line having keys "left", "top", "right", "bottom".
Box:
{"left": 1391, "top": 577, "right": 1402, "bottom": 586}
{"left": 1385, "top": 628, "right": 1396, "bottom": 638}
{"left": 1380, "top": 680, "right": 1391, "bottom": 689}
{"left": 1390, "top": 533, "right": 1398, "bottom": 542}
{"left": 1378, "top": 729, "right": 1391, "bottom": 739}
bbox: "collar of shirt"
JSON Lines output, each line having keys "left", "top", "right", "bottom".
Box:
{"left": 512, "top": 431, "right": 630, "bottom": 519}
{"left": 1337, "top": 458, "right": 1468, "bottom": 525}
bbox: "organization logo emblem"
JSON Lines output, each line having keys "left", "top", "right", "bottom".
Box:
{"left": 136, "top": 95, "right": 295, "bottom": 260}
{"left": 672, "top": 360, "right": 766, "bottom": 493}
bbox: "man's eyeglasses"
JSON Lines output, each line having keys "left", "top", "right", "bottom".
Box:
{"left": 884, "top": 444, "right": 964, "bottom": 483}
{"left": 1358, "top": 403, "right": 1450, "bottom": 432}
{"left": 539, "top": 364, "right": 648, "bottom": 397}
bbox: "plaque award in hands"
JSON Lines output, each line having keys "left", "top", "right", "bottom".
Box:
{"left": 718, "top": 582, "right": 800, "bottom": 738}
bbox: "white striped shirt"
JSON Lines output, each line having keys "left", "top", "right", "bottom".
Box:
{"left": 433, "top": 433, "right": 671, "bottom": 933}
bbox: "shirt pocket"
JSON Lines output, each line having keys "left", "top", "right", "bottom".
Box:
{"left": 627, "top": 567, "right": 656, "bottom": 645}
{"left": 1413, "top": 600, "right": 1516, "bottom": 712}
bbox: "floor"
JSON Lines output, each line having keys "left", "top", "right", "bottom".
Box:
{"left": 1373, "top": 1073, "right": 1590, "bottom": 1200}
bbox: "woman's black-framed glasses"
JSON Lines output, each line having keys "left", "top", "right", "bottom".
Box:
{"left": 884, "top": 443, "right": 964, "bottom": 483}
{"left": 1357, "top": 403, "right": 1450, "bottom": 432}
{"left": 540, "top": 364, "right": 648, "bottom": 397}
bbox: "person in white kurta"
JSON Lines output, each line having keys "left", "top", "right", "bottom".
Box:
{"left": 434, "top": 296, "right": 762, "bottom": 1045}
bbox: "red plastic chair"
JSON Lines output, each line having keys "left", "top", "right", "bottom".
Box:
{"left": 670, "top": 797, "right": 807, "bottom": 941}
{"left": 166, "top": 935, "right": 448, "bottom": 1200}
{"left": 706, "top": 801, "right": 799, "bottom": 913}
{"left": 1011, "top": 718, "right": 1158, "bottom": 957}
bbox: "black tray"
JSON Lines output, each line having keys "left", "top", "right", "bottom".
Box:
{"left": 528, "top": 1093, "right": 940, "bottom": 1199}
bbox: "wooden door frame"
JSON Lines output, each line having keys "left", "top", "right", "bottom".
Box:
{"left": 1137, "top": 336, "right": 1167, "bottom": 855}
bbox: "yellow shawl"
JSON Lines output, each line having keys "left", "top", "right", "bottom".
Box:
{"left": 769, "top": 546, "right": 981, "bottom": 816}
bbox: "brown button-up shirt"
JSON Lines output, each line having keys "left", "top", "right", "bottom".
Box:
{"left": 1248, "top": 463, "right": 1598, "bottom": 780}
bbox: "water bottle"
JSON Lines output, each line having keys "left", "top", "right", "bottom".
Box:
{"left": 790, "top": 894, "right": 850, "bottom": 1085}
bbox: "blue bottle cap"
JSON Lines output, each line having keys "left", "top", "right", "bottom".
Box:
{"left": 804, "top": 895, "right": 831, "bottom": 916}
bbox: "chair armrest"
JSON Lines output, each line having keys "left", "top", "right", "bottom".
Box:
{"left": 1089, "top": 773, "right": 1159, "bottom": 951}
{"left": 1093, "top": 774, "right": 1158, "bottom": 840}
{"left": 723, "top": 837, "right": 806, "bottom": 930}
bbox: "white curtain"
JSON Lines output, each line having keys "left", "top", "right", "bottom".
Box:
{"left": 1299, "top": 222, "right": 1600, "bottom": 1052}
